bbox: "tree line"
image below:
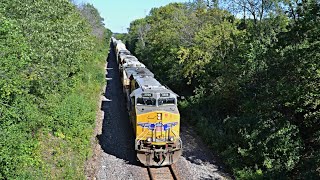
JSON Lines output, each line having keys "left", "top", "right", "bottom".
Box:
{"left": 0, "top": 0, "right": 111, "bottom": 178}
{"left": 122, "top": 0, "right": 319, "bottom": 178}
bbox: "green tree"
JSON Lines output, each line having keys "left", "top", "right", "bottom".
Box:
{"left": 126, "top": 0, "right": 319, "bottom": 178}
{"left": 78, "top": 3, "right": 109, "bottom": 41}
{"left": 0, "top": 0, "right": 110, "bottom": 178}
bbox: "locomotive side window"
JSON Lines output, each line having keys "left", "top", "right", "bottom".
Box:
{"left": 137, "top": 98, "right": 144, "bottom": 105}
{"left": 158, "top": 98, "right": 176, "bottom": 105}
{"left": 137, "top": 98, "right": 156, "bottom": 106}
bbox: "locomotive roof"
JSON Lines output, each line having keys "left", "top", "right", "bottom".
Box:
{"left": 125, "top": 68, "right": 175, "bottom": 93}
{"left": 130, "top": 76, "right": 178, "bottom": 97}
{"left": 123, "top": 61, "right": 145, "bottom": 68}
{"left": 121, "top": 55, "right": 138, "bottom": 62}
{"left": 119, "top": 50, "right": 130, "bottom": 54}
{"left": 136, "top": 76, "right": 163, "bottom": 90}
{"left": 116, "top": 42, "right": 126, "bottom": 50}
{"left": 125, "top": 67, "right": 154, "bottom": 78}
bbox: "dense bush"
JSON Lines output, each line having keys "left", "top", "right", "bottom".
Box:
{"left": 125, "top": 0, "right": 319, "bottom": 178}
{"left": 0, "top": 0, "right": 110, "bottom": 178}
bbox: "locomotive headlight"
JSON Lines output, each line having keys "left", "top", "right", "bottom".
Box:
{"left": 169, "top": 137, "right": 174, "bottom": 141}
{"left": 157, "top": 113, "right": 162, "bottom": 120}
{"left": 147, "top": 137, "right": 152, "bottom": 142}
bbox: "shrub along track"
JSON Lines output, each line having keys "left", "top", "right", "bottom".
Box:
{"left": 85, "top": 43, "right": 232, "bottom": 180}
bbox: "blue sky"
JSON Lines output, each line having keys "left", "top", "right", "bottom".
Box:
{"left": 74, "top": 0, "right": 190, "bottom": 33}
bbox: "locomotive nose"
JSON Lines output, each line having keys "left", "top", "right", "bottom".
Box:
{"left": 137, "top": 111, "right": 179, "bottom": 143}
{"left": 135, "top": 110, "right": 182, "bottom": 166}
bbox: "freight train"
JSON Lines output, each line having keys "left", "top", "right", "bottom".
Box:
{"left": 111, "top": 37, "right": 182, "bottom": 166}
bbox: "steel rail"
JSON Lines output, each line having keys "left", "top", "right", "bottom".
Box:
{"left": 169, "top": 165, "right": 178, "bottom": 180}
{"left": 147, "top": 165, "right": 179, "bottom": 180}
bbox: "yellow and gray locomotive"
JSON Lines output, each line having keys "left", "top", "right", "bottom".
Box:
{"left": 111, "top": 37, "right": 182, "bottom": 166}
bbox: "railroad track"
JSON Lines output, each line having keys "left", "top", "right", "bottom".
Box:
{"left": 147, "top": 165, "right": 179, "bottom": 180}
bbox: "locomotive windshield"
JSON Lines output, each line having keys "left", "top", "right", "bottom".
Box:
{"left": 137, "top": 97, "right": 156, "bottom": 106}
{"left": 158, "top": 98, "right": 175, "bottom": 105}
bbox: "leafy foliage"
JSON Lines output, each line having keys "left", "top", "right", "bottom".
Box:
{"left": 78, "top": 3, "right": 112, "bottom": 42}
{"left": 126, "top": 0, "right": 319, "bottom": 178}
{"left": 0, "top": 0, "right": 110, "bottom": 178}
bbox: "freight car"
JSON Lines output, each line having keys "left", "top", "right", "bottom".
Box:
{"left": 111, "top": 37, "right": 182, "bottom": 166}
{"left": 112, "top": 38, "right": 130, "bottom": 64}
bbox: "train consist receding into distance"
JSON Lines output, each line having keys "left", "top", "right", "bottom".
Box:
{"left": 111, "top": 37, "right": 182, "bottom": 166}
